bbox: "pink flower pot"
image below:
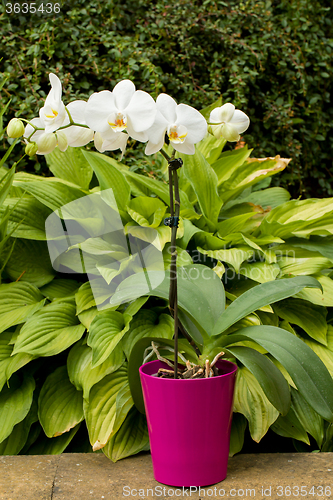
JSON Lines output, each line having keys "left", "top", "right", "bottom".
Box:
{"left": 139, "top": 359, "right": 237, "bottom": 487}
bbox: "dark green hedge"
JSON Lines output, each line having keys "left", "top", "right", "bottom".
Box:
{"left": 1, "top": 0, "right": 333, "bottom": 197}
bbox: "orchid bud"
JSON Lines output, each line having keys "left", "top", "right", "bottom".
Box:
{"left": 7, "top": 118, "right": 25, "bottom": 138}
{"left": 56, "top": 131, "right": 68, "bottom": 152}
{"left": 36, "top": 133, "right": 57, "bottom": 154}
{"left": 25, "top": 142, "right": 38, "bottom": 156}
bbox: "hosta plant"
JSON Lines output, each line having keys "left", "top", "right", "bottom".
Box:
{"left": 1, "top": 73, "right": 333, "bottom": 458}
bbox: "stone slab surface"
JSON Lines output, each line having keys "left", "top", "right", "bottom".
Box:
{"left": 0, "top": 452, "right": 332, "bottom": 500}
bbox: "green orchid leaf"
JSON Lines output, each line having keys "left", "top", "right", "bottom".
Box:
{"left": 102, "top": 407, "right": 149, "bottom": 462}
{"left": 46, "top": 146, "right": 93, "bottom": 190}
{"left": 273, "top": 298, "right": 328, "bottom": 345}
{"left": 84, "top": 365, "right": 129, "bottom": 451}
{"left": 233, "top": 366, "right": 279, "bottom": 442}
{"left": 82, "top": 150, "right": 131, "bottom": 212}
{"left": 226, "top": 346, "right": 290, "bottom": 415}
{"left": 0, "top": 374, "right": 35, "bottom": 444}
{"left": 67, "top": 339, "right": 124, "bottom": 400}
{"left": 229, "top": 413, "right": 248, "bottom": 457}
{"left": 226, "top": 325, "right": 333, "bottom": 421}
{"left": 0, "top": 282, "right": 45, "bottom": 334}
{"left": 212, "top": 276, "right": 322, "bottom": 336}
{"left": 290, "top": 387, "right": 324, "bottom": 448}
{"left": 38, "top": 366, "right": 84, "bottom": 438}
{"left": 12, "top": 299, "right": 85, "bottom": 357}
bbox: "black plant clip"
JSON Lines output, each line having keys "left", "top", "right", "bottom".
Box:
{"left": 168, "top": 158, "right": 183, "bottom": 170}
{"left": 164, "top": 216, "right": 180, "bottom": 228}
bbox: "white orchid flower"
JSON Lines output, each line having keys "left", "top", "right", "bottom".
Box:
{"left": 61, "top": 100, "right": 94, "bottom": 147}
{"left": 94, "top": 129, "right": 128, "bottom": 156}
{"left": 209, "top": 103, "right": 250, "bottom": 142}
{"left": 39, "top": 73, "right": 67, "bottom": 133}
{"left": 24, "top": 117, "right": 67, "bottom": 154}
{"left": 145, "top": 94, "right": 207, "bottom": 155}
{"left": 84, "top": 80, "right": 156, "bottom": 150}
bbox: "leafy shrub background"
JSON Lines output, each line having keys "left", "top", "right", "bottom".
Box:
{"left": 1, "top": 0, "right": 333, "bottom": 197}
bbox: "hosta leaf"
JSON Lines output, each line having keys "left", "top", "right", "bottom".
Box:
{"left": 121, "top": 310, "right": 174, "bottom": 359}
{"left": 303, "top": 326, "right": 333, "bottom": 377}
{"left": 182, "top": 149, "right": 222, "bottom": 224}
{"left": 0, "top": 197, "right": 52, "bottom": 240}
{"left": 38, "top": 366, "right": 84, "bottom": 438}
{"left": 224, "top": 187, "right": 291, "bottom": 211}
{"left": 277, "top": 255, "right": 332, "bottom": 277}
{"left": 13, "top": 299, "right": 85, "bottom": 357}
{"left": 0, "top": 399, "right": 38, "bottom": 455}
{"left": 127, "top": 196, "right": 167, "bottom": 228}
{"left": 88, "top": 310, "right": 129, "bottom": 367}
{"left": 82, "top": 150, "right": 130, "bottom": 212}
{"left": 239, "top": 261, "right": 281, "bottom": 283}
{"left": 46, "top": 146, "right": 93, "bottom": 190}
{"left": 84, "top": 365, "right": 128, "bottom": 450}
{"left": 103, "top": 407, "right": 149, "bottom": 462}
{"left": 67, "top": 340, "right": 124, "bottom": 400}
{"left": 273, "top": 298, "right": 328, "bottom": 345}
{"left": 229, "top": 413, "right": 248, "bottom": 457}
{"left": 286, "top": 236, "right": 333, "bottom": 261}
{"left": 290, "top": 387, "right": 324, "bottom": 448}
{"left": 233, "top": 366, "right": 279, "bottom": 442}
{"left": 0, "top": 282, "right": 45, "bottom": 334}
{"left": 271, "top": 407, "right": 310, "bottom": 445}
{"left": 296, "top": 274, "right": 333, "bottom": 306}
{"left": 162, "top": 243, "right": 193, "bottom": 269}
{"left": 227, "top": 325, "right": 333, "bottom": 421}
{"left": 211, "top": 146, "right": 252, "bottom": 186}
{"left": 78, "top": 307, "right": 99, "bottom": 330}
{"left": 198, "top": 246, "right": 253, "bottom": 273}
{"left": 0, "top": 374, "right": 35, "bottom": 443}
{"left": 0, "top": 165, "right": 15, "bottom": 206}
{"left": 27, "top": 424, "right": 80, "bottom": 455}
{"left": 40, "top": 279, "right": 79, "bottom": 301}
{"left": 0, "top": 332, "right": 34, "bottom": 391}
{"left": 13, "top": 178, "right": 86, "bottom": 211}
{"left": 4, "top": 238, "right": 56, "bottom": 287}
{"left": 212, "top": 276, "right": 321, "bottom": 336}
{"left": 226, "top": 346, "right": 290, "bottom": 415}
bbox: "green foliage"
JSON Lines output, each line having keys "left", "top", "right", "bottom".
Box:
{"left": 1, "top": 0, "right": 333, "bottom": 196}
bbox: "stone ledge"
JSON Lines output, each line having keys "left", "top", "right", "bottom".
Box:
{"left": 0, "top": 452, "right": 332, "bottom": 500}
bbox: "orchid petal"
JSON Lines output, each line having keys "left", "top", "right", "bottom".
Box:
{"left": 126, "top": 120, "right": 149, "bottom": 142}
{"left": 175, "top": 104, "right": 207, "bottom": 143}
{"left": 173, "top": 140, "right": 195, "bottom": 155}
{"left": 24, "top": 117, "right": 44, "bottom": 141}
{"left": 94, "top": 130, "right": 128, "bottom": 155}
{"left": 113, "top": 80, "right": 136, "bottom": 111}
{"left": 62, "top": 126, "right": 94, "bottom": 147}
{"left": 125, "top": 90, "right": 156, "bottom": 133}
{"left": 210, "top": 103, "right": 235, "bottom": 124}
{"left": 229, "top": 109, "right": 250, "bottom": 134}
{"left": 85, "top": 91, "right": 117, "bottom": 132}
{"left": 146, "top": 110, "right": 168, "bottom": 144}
{"left": 156, "top": 94, "right": 177, "bottom": 123}
{"left": 221, "top": 123, "right": 240, "bottom": 142}
{"left": 45, "top": 73, "right": 62, "bottom": 105}
{"left": 145, "top": 135, "right": 166, "bottom": 155}
{"left": 66, "top": 100, "right": 88, "bottom": 123}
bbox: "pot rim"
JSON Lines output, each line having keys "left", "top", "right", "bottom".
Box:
{"left": 139, "top": 358, "right": 237, "bottom": 380}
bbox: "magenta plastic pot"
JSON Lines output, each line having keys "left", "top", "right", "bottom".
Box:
{"left": 139, "top": 359, "right": 237, "bottom": 487}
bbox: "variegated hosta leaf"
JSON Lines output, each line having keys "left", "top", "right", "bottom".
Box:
{"left": 67, "top": 340, "right": 124, "bottom": 400}
{"left": 127, "top": 196, "right": 167, "bottom": 228}
{"left": 0, "top": 197, "right": 52, "bottom": 240}
{"left": 12, "top": 299, "right": 85, "bottom": 357}
{"left": 84, "top": 365, "right": 131, "bottom": 451}
{"left": 271, "top": 407, "right": 310, "bottom": 445}
{"left": 290, "top": 387, "right": 324, "bottom": 448}
{"left": 46, "top": 146, "right": 93, "bottom": 190}
{"left": 4, "top": 238, "right": 56, "bottom": 287}
{"left": 38, "top": 366, "right": 84, "bottom": 438}
{"left": 233, "top": 366, "right": 279, "bottom": 442}
{"left": 277, "top": 254, "right": 332, "bottom": 277}
{"left": 198, "top": 246, "right": 253, "bottom": 273}
{"left": 27, "top": 424, "right": 80, "bottom": 455}
{"left": 102, "top": 407, "right": 149, "bottom": 462}
{"left": 273, "top": 298, "right": 328, "bottom": 345}
{"left": 0, "top": 282, "right": 46, "bottom": 334}
{"left": 88, "top": 310, "right": 129, "bottom": 367}
{"left": 211, "top": 145, "right": 251, "bottom": 186}
{"left": 296, "top": 274, "right": 333, "bottom": 307}
{"left": 303, "top": 326, "right": 333, "bottom": 377}
{"left": 0, "top": 398, "right": 38, "bottom": 455}
{"left": 121, "top": 310, "right": 174, "bottom": 359}
{"left": 0, "top": 374, "right": 35, "bottom": 444}
{"left": 239, "top": 261, "right": 281, "bottom": 283}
